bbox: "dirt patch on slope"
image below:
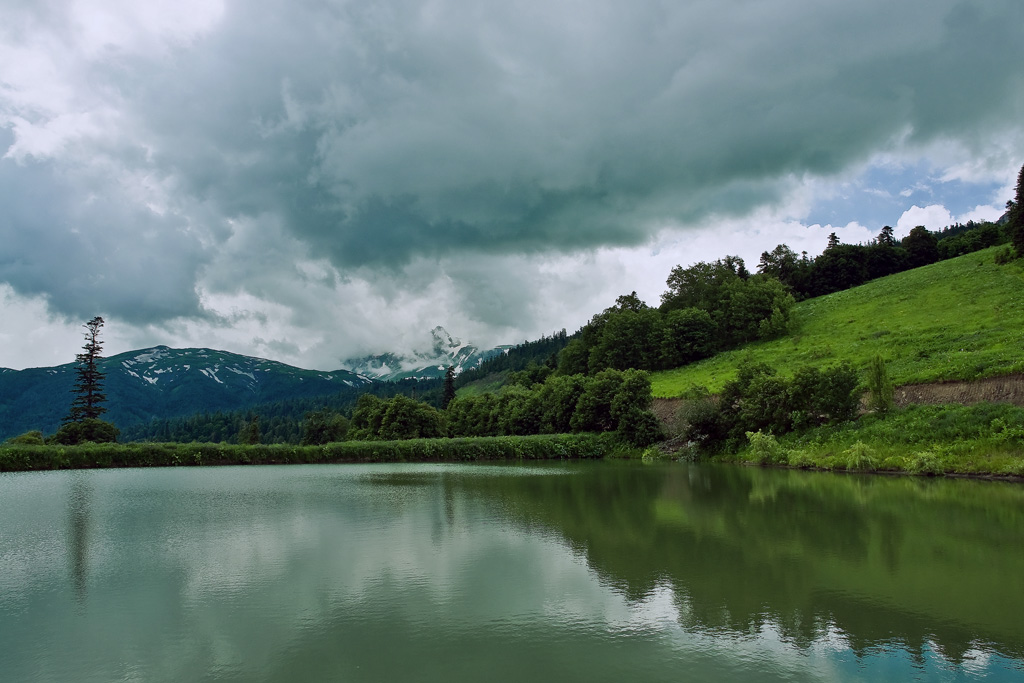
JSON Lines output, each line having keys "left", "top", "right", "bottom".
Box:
{"left": 892, "top": 374, "right": 1024, "bottom": 407}
{"left": 652, "top": 374, "right": 1024, "bottom": 431}
{"left": 651, "top": 398, "right": 687, "bottom": 434}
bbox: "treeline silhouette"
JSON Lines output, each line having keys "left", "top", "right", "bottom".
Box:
{"left": 120, "top": 377, "right": 443, "bottom": 444}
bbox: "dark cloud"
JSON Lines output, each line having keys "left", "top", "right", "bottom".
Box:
{"left": 1, "top": 0, "right": 1022, "bottom": 360}
{"left": 108, "top": 0, "right": 1022, "bottom": 267}
{"left": 0, "top": 152, "right": 208, "bottom": 323}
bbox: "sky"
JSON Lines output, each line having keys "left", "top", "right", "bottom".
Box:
{"left": 1, "top": 0, "right": 1022, "bottom": 371}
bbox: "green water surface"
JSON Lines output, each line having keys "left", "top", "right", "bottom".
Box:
{"left": 1, "top": 462, "right": 1022, "bottom": 682}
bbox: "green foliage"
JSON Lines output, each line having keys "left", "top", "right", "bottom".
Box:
{"left": 994, "top": 245, "right": 1017, "bottom": 265}
{"left": 557, "top": 261, "right": 794, "bottom": 378}
{"left": 660, "top": 307, "right": 717, "bottom": 368}
{"left": 349, "top": 394, "right": 447, "bottom": 441}
{"left": 866, "top": 355, "right": 894, "bottom": 414}
{"left": 717, "top": 276, "right": 796, "bottom": 345}
{"left": 442, "top": 366, "right": 457, "bottom": 409}
{"left": 0, "top": 433, "right": 618, "bottom": 472}
{"left": 675, "top": 387, "right": 723, "bottom": 447}
{"left": 348, "top": 393, "right": 386, "bottom": 440}
{"left": 49, "top": 418, "right": 119, "bottom": 445}
{"left": 842, "top": 441, "right": 877, "bottom": 471}
{"left": 682, "top": 361, "right": 860, "bottom": 451}
{"left": 238, "top": 416, "right": 261, "bottom": 445}
{"left": 726, "top": 403, "right": 1024, "bottom": 477}
{"left": 746, "top": 430, "right": 785, "bottom": 465}
{"left": 446, "top": 369, "right": 659, "bottom": 447}
{"left": 571, "top": 369, "right": 626, "bottom": 432}
{"left": 379, "top": 395, "right": 446, "bottom": 440}
{"left": 1007, "top": 163, "right": 1024, "bottom": 257}
{"left": 300, "top": 409, "right": 349, "bottom": 445}
{"left": 661, "top": 256, "right": 749, "bottom": 312}
{"left": 587, "top": 308, "right": 662, "bottom": 372}
{"left": 902, "top": 225, "right": 940, "bottom": 269}
{"left": 536, "top": 374, "right": 587, "bottom": 433}
{"left": 4, "top": 430, "right": 45, "bottom": 445}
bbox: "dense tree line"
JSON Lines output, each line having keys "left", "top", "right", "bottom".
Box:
{"left": 350, "top": 368, "right": 662, "bottom": 447}
{"left": 757, "top": 220, "right": 1008, "bottom": 301}
{"left": 119, "top": 377, "right": 443, "bottom": 444}
{"left": 557, "top": 263, "right": 795, "bottom": 376}
{"left": 454, "top": 329, "right": 572, "bottom": 388}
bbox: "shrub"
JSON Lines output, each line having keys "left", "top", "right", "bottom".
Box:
{"left": 907, "top": 446, "right": 947, "bottom": 476}
{"left": 843, "top": 441, "right": 877, "bottom": 471}
{"left": 617, "top": 408, "right": 664, "bottom": 447}
{"left": 5, "top": 430, "right": 45, "bottom": 445}
{"left": 49, "top": 419, "right": 119, "bottom": 445}
{"left": 993, "top": 245, "right": 1017, "bottom": 265}
{"left": 676, "top": 387, "right": 725, "bottom": 447}
{"left": 746, "top": 430, "right": 785, "bottom": 465}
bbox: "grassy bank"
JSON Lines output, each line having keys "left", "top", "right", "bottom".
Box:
{"left": 714, "top": 403, "right": 1024, "bottom": 478}
{"left": 651, "top": 248, "right": 1024, "bottom": 397}
{"left": 0, "top": 433, "right": 621, "bottom": 472}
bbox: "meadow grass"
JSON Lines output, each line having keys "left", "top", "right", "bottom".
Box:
{"left": 651, "top": 247, "right": 1024, "bottom": 397}
{"left": 456, "top": 372, "right": 510, "bottom": 397}
{"left": 719, "top": 403, "right": 1024, "bottom": 478}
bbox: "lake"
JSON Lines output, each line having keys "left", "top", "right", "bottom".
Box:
{"left": 1, "top": 462, "right": 1022, "bottom": 681}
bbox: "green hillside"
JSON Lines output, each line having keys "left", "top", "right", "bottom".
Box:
{"left": 651, "top": 247, "right": 1024, "bottom": 398}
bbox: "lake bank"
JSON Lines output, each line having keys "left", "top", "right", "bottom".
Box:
{"left": 0, "top": 433, "right": 618, "bottom": 472}
{"left": 656, "top": 402, "right": 1024, "bottom": 479}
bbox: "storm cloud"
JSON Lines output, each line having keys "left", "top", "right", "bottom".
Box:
{"left": 1, "top": 0, "right": 1022, "bottom": 368}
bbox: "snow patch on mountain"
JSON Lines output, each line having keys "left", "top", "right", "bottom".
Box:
{"left": 340, "top": 326, "right": 509, "bottom": 382}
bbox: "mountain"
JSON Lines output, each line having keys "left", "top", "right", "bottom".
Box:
{"left": 0, "top": 346, "right": 374, "bottom": 441}
{"left": 341, "top": 326, "right": 510, "bottom": 381}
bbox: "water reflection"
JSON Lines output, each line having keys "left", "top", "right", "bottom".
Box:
{"left": 457, "top": 463, "right": 1024, "bottom": 665}
{"left": 0, "top": 464, "right": 1021, "bottom": 682}
{"left": 67, "top": 476, "right": 91, "bottom": 602}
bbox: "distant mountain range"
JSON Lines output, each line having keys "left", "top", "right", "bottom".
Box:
{"left": 340, "top": 326, "right": 509, "bottom": 381}
{"left": 0, "top": 346, "right": 374, "bottom": 441}
{"left": 0, "top": 327, "right": 511, "bottom": 441}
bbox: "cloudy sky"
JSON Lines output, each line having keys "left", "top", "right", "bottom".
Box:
{"left": 2, "top": 0, "right": 1022, "bottom": 370}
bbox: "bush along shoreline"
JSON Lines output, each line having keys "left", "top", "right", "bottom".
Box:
{"left": 0, "top": 433, "right": 626, "bottom": 472}
{"left": 713, "top": 403, "right": 1024, "bottom": 479}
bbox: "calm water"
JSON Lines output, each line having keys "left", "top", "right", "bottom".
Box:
{"left": 1, "top": 462, "right": 1023, "bottom": 682}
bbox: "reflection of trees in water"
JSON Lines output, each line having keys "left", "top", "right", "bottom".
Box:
{"left": 460, "top": 464, "right": 1024, "bottom": 662}
{"left": 68, "top": 476, "right": 91, "bottom": 603}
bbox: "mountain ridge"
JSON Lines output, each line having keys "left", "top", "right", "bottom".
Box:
{"left": 0, "top": 345, "right": 375, "bottom": 441}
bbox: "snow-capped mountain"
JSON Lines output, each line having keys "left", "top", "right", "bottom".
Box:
{"left": 0, "top": 346, "right": 374, "bottom": 440}
{"left": 341, "top": 326, "right": 509, "bottom": 381}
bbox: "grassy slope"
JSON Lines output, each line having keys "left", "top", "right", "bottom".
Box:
{"left": 651, "top": 247, "right": 1024, "bottom": 398}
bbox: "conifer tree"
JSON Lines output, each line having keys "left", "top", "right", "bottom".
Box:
{"left": 1008, "top": 163, "right": 1024, "bottom": 257}
{"left": 64, "top": 316, "right": 108, "bottom": 424}
{"left": 442, "top": 366, "right": 456, "bottom": 409}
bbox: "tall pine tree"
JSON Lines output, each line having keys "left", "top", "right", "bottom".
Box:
{"left": 65, "top": 316, "right": 108, "bottom": 424}
{"left": 442, "top": 366, "right": 456, "bottom": 409}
